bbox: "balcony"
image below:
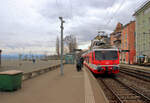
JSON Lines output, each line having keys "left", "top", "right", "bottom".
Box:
{"left": 114, "top": 39, "right": 121, "bottom": 44}
{"left": 113, "top": 38, "right": 121, "bottom": 42}
{"left": 113, "top": 32, "right": 121, "bottom": 38}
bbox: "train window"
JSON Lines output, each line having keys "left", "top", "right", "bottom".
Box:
{"left": 86, "top": 56, "right": 88, "bottom": 62}
{"left": 95, "top": 51, "right": 118, "bottom": 60}
{"left": 92, "top": 53, "right": 94, "bottom": 60}
{"left": 86, "top": 57, "right": 87, "bottom": 62}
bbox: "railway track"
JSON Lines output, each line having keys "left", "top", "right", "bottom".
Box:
{"left": 119, "top": 67, "right": 150, "bottom": 99}
{"left": 118, "top": 72, "right": 150, "bottom": 98}
{"left": 97, "top": 77, "right": 150, "bottom": 103}
{"left": 120, "top": 67, "right": 150, "bottom": 82}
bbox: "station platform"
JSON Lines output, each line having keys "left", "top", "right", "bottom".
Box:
{"left": 120, "top": 64, "right": 150, "bottom": 72}
{"left": 0, "top": 64, "right": 108, "bottom": 103}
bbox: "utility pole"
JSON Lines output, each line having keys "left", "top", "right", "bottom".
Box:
{"left": 59, "top": 17, "right": 65, "bottom": 75}
{"left": 0, "top": 50, "right": 2, "bottom": 67}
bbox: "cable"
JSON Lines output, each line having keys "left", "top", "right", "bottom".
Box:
{"left": 106, "top": 0, "right": 126, "bottom": 25}
{"left": 108, "top": 0, "right": 146, "bottom": 26}
{"left": 104, "top": 0, "right": 117, "bottom": 25}
{"left": 55, "top": 0, "right": 60, "bottom": 9}
{"left": 96, "top": 0, "right": 125, "bottom": 34}
{"left": 69, "top": 0, "right": 73, "bottom": 18}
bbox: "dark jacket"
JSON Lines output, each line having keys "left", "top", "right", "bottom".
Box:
{"left": 80, "top": 57, "right": 84, "bottom": 65}
{"left": 76, "top": 59, "right": 81, "bottom": 67}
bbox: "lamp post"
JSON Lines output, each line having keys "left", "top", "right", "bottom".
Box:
{"left": 0, "top": 50, "right": 2, "bottom": 67}
{"left": 59, "top": 17, "right": 65, "bottom": 75}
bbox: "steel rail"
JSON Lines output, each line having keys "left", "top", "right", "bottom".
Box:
{"left": 121, "top": 66, "right": 150, "bottom": 75}
{"left": 120, "top": 68, "right": 150, "bottom": 82}
{"left": 115, "top": 78, "right": 150, "bottom": 102}
{"left": 99, "top": 79, "right": 124, "bottom": 103}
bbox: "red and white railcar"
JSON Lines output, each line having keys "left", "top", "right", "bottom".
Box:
{"left": 82, "top": 48, "right": 120, "bottom": 74}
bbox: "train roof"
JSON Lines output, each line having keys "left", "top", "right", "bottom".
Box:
{"left": 82, "top": 48, "right": 118, "bottom": 56}
{"left": 93, "top": 48, "right": 118, "bottom": 51}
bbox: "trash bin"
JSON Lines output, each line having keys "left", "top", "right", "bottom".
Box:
{"left": 0, "top": 70, "right": 23, "bottom": 91}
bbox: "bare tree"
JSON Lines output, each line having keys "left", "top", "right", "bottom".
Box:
{"left": 56, "top": 36, "right": 60, "bottom": 56}
{"left": 64, "top": 35, "right": 77, "bottom": 53}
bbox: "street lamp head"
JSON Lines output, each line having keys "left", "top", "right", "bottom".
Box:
{"left": 59, "top": 17, "right": 62, "bottom": 20}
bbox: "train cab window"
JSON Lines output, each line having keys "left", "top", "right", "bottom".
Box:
{"left": 95, "top": 51, "right": 118, "bottom": 60}
{"left": 86, "top": 57, "right": 88, "bottom": 62}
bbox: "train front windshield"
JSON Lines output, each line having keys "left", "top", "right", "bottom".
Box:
{"left": 95, "top": 51, "right": 118, "bottom": 60}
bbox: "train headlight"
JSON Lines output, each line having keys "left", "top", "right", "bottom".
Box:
{"left": 112, "top": 66, "right": 119, "bottom": 70}
{"left": 97, "top": 66, "right": 101, "bottom": 70}
{"left": 97, "top": 66, "right": 104, "bottom": 72}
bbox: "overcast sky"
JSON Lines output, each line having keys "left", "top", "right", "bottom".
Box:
{"left": 0, "top": 0, "right": 147, "bottom": 54}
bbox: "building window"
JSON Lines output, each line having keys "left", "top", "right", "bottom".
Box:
{"left": 144, "top": 7, "right": 150, "bottom": 14}
{"left": 143, "top": 20, "right": 145, "bottom": 24}
{"left": 125, "top": 33, "right": 127, "bottom": 39}
{"left": 122, "top": 34, "right": 124, "bottom": 40}
{"left": 122, "top": 34, "right": 124, "bottom": 48}
{"left": 138, "top": 21, "right": 140, "bottom": 26}
{"left": 143, "top": 43, "right": 146, "bottom": 51}
{"left": 134, "top": 32, "right": 136, "bottom": 49}
{"left": 149, "top": 30, "right": 150, "bottom": 49}
{"left": 125, "top": 33, "right": 127, "bottom": 48}
{"left": 134, "top": 41, "right": 136, "bottom": 49}
{"left": 92, "top": 53, "right": 94, "bottom": 60}
{"left": 143, "top": 32, "right": 145, "bottom": 40}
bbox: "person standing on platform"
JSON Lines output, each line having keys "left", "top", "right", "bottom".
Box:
{"left": 80, "top": 57, "right": 84, "bottom": 68}
{"left": 76, "top": 57, "right": 81, "bottom": 72}
{"left": 32, "top": 59, "right": 36, "bottom": 64}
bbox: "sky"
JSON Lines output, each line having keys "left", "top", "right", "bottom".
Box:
{"left": 0, "top": 0, "right": 148, "bottom": 55}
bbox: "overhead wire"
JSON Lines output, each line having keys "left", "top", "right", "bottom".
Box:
{"left": 103, "top": 0, "right": 117, "bottom": 25}
{"left": 107, "top": 0, "right": 145, "bottom": 27}
{"left": 96, "top": 0, "right": 117, "bottom": 34}
{"left": 69, "top": 0, "right": 73, "bottom": 18}
{"left": 106, "top": 0, "right": 126, "bottom": 26}
{"left": 55, "top": 0, "right": 61, "bottom": 9}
